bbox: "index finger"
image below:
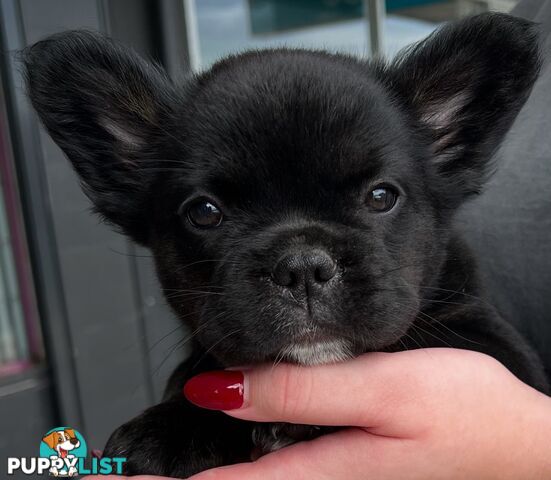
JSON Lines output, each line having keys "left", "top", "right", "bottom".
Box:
{"left": 185, "top": 349, "right": 451, "bottom": 430}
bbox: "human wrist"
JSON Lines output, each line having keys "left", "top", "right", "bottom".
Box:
{"left": 526, "top": 390, "right": 551, "bottom": 479}
{"left": 506, "top": 386, "right": 551, "bottom": 480}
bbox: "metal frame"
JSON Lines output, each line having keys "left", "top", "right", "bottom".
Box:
{"left": 182, "top": 0, "right": 201, "bottom": 71}
{"left": 364, "top": 0, "right": 387, "bottom": 56}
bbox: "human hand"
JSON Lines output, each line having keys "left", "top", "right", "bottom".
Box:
{"left": 183, "top": 348, "right": 551, "bottom": 480}
{"left": 84, "top": 348, "right": 551, "bottom": 480}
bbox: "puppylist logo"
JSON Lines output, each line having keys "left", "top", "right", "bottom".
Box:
{"left": 7, "top": 427, "right": 126, "bottom": 476}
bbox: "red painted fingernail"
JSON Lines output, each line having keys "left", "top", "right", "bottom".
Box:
{"left": 183, "top": 370, "right": 244, "bottom": 410}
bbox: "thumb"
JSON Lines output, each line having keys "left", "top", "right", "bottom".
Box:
{"left": 187, "top": 429, "right": 383, "bottom": 480}
{"left": 184, "top": 349, "right": 442, "bottom": 429}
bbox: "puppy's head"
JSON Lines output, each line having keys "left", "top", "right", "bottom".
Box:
{"left": 24, "top": 14, "right": 539, "bottom": 365}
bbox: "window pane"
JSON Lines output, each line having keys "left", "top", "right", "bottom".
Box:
{"left": 0, "top": 194, "right": 28, "bottom": 365}
{"left": 194, "top": 0, "right": 372, "bottom": 69}
{"left": 191, "top": 0, "right": 519, "bottom": 69}
{"left": 0, "top": 90, "right": 43, "bottom": 376}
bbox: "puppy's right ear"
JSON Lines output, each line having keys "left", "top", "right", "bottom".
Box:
{"left": 382, "top": 13, "right": 540, "bottom": 208}
{"left": 23, "top": 30, "right": 176, "bottom": 244}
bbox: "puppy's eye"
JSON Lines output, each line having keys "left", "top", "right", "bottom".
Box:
{"left": 366, "top": 186, "right": 398, "bottom": 213}
{"left": 185, "top": 199, "right": 223, "bottom": 228}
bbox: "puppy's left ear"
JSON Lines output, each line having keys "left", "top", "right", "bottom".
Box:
{"left": 385, "top": 13, "right": 540, "bottom": 205}
{"left": 23, "top": 30, "right": 177, "bottom": 245}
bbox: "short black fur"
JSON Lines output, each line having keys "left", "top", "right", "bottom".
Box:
{"left": 24, "top": 13, "right": 549, "bottom": 478}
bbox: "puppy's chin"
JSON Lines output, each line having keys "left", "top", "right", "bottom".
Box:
{"left": 280, "top": 338, "right": 353, "bottom": 366}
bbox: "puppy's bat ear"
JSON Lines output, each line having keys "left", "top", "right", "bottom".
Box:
{"left": 384, "top": 13, "right": 540, "bottom": 206}
{"left": 23, "top": 30, "right": 176, "bottom": 244}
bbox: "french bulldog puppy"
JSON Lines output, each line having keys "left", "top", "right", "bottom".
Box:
{"left": 24, "top": 12, "right": 548, "bottom": 478}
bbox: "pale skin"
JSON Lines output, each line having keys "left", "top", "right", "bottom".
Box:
{"left": 88, "top": 348, "right": 551, "bottom": 480}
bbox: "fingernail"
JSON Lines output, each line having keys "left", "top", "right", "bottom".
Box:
{"left": 183, "top": 370, "right": 244, "bottom": 410}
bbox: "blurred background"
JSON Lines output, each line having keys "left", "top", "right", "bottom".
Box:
{"left": 0, "top": 0, "right": 521, "bottom": 473}
{"left": 192, "top": 0, "right": 516, "bottom": 68}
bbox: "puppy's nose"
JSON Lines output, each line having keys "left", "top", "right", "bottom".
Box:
{"left": 272, "top": 249, "right": 337, "bottom": 288}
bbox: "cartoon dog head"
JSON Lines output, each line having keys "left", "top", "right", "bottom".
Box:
{"left": 42, "top": 429, "right": 80, "bottom": 458}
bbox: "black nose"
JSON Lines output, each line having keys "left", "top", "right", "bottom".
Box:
{"left": 70, "top": 438, "right": 79, "bottom": 445}
{"left": 272, "top": 249, "right": 337, "bottom": 288}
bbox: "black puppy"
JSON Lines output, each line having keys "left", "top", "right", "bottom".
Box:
{"left": 24, "top": 12, "right": 549, "bottom": 478}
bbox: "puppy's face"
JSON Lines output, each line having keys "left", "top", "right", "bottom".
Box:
{"left": 151, "top": 56, "right": 443, "bottom": 364}
{"left": 25, "top": 14, "right": 539, "bottom": 365}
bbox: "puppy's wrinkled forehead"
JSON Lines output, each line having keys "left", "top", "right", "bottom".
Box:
{"left": 180, "top": 51, "right": 410, "bottom": 196}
